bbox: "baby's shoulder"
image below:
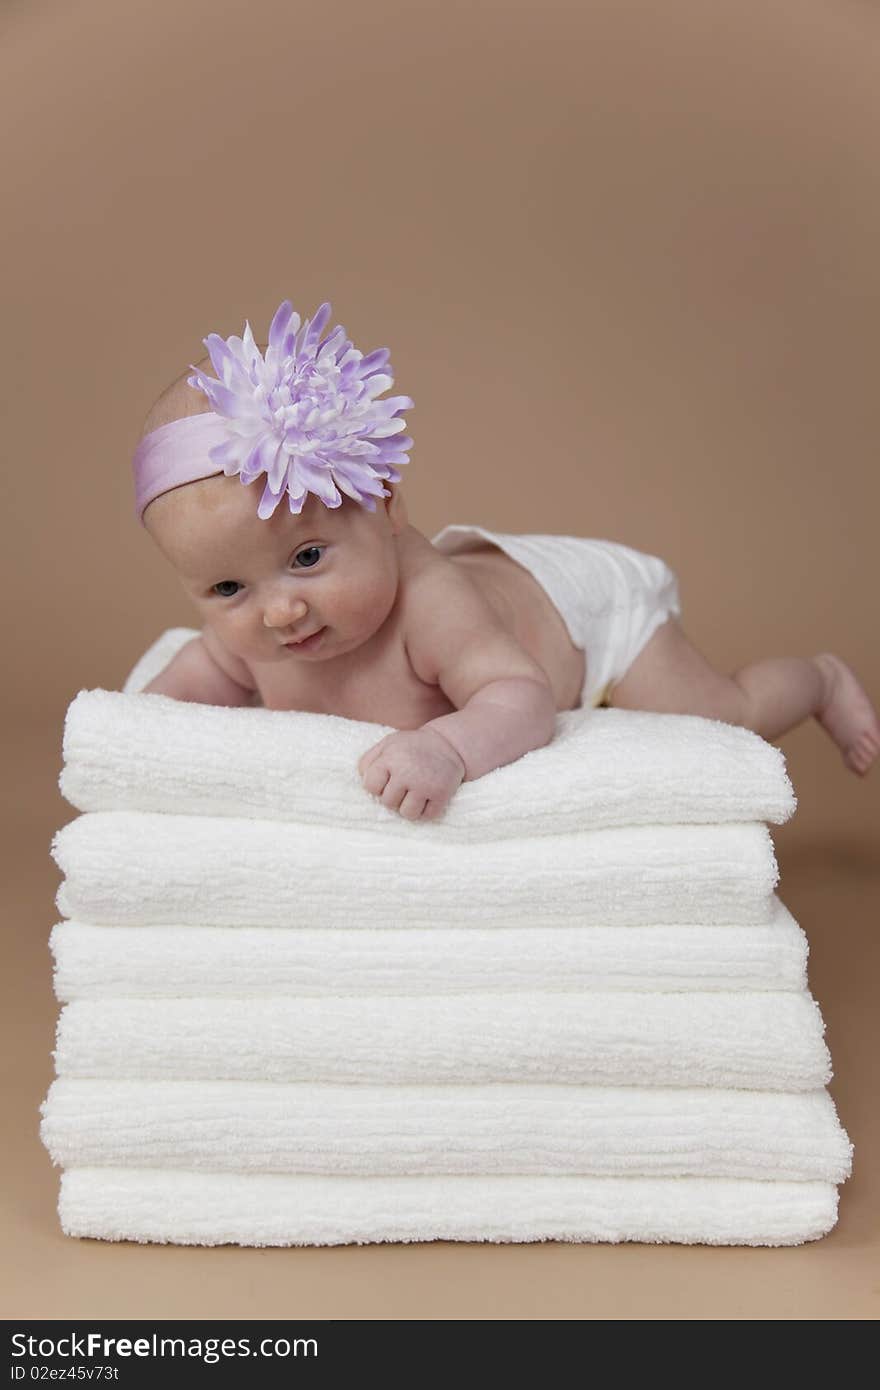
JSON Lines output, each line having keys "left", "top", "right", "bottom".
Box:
{"left": 397, "top": 529, "right": 513, "bottom": 677}
{"left": 398, "top": 526, "right": 502, "bottom": 612}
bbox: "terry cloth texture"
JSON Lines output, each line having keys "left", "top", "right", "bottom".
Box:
{"left": 48, "top": 897, "right": 809, "bottom": 999}
{"left": 40, "top": 631, "right": 851, "bottom": 1247}
{"left": 58, "top": 1170, "right": 840, "bottom": 1248}
{"left": 52, "top": 991, "right": 830, "bottom": 1091}
{"left": 62, "top": 674, "right": 796, "bottom": 836}
{"left": 41, "top": 1081, "right": 852, "bottom": 1183}
{"left": 51, "top": 813, "right": 781, "bottom": 929}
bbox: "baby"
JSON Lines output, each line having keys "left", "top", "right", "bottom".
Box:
{"left": 134, "top": 299, "right": 879, "bottom": 821}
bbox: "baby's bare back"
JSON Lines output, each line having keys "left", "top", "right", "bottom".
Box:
{"left": 245, "top": 532, "right": 586, "bottom": 721}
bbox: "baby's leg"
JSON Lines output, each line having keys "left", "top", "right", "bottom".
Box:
{"left": 606, "top": 617, "right": 880, "bottom": 775}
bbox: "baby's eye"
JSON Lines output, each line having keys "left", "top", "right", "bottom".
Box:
{"left": 293, "top": 546, "right": 324, "bottom": 569}
{"left": 212, "top": 580, "right": 242, "bottom": 598}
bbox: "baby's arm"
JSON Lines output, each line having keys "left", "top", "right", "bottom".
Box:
{"left": 140, "top": 635, "right": 256, "bottom": 707}
{"left": 358, "top": 567, "right": 557, "bottom": 819}
{"left": 419, "top": 637, "right": 556, "bottom": 782}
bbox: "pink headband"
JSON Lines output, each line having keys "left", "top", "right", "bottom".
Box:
{"left": 133, "top": 413, "right": 234, "bottom": 521}
{"left": 133, "top": 298, "right": 413, "bottom": 524}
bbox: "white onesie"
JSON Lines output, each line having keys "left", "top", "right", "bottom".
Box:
{"left": 431, "top": 525, "right": 682, "bottom": 710}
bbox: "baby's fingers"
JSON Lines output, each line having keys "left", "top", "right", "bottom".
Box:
{"left": 397, "top": 790, "right": 429, "bottom": 821}
{"left": 357, "top": 735, "right": 395, "bottom": 777}
{"left": 361, "top": 762, "right": 392, "bottom": 797}
{"left": 377, "top": 776, "right": 410, "bottom": 813}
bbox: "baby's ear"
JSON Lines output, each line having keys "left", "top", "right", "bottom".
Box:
{"left": 385, "top": 485, "right": 408, "bottom": 533}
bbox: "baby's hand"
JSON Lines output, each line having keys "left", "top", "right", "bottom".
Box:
{"left": 358, "top": 728, "right": 466, "bottom": 822}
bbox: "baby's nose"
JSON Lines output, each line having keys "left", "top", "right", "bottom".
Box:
{"left": 262, "top": 592, "right": 309, "bottom": 629}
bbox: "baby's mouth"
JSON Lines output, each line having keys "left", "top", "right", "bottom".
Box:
{"left": 283, "top": 626, "right": 327, "bottom": 652}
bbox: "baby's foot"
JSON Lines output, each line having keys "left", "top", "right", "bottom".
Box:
{"left": 813, "top": 653, "right": 880, "bottom": 776}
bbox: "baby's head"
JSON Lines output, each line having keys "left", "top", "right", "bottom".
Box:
{"left": 135, "top": 301, "right": 413, "bottom": 666}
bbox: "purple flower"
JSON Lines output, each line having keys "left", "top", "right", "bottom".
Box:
{"left": 187, "top": 299, "right": 413, "bottom": 519}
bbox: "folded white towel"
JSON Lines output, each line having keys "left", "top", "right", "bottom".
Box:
{"left": 49, "top": 897, "right": 808, "bottom": 999}
{"left": 52, "top": 813, "right": 780, "bottom": 929}
{"left": 54, "top": 992, "right": 830, "bottom": 1090}
{"left": 41, "top": 1080, "right": 852, "bottom": 1183}
{"left": 56, "top": 633, "right": 795, "bottom": 839}
{"left": 57, "top": 1168, "right": 839, "bottom": 1246}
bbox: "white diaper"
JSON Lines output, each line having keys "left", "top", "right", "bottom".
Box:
{"left": 431, "top": 526, "right": 682, "bottom": 709}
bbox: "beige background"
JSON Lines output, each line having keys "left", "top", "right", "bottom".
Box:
{"left": 2, "top": 0, "right": 878, "bottom": 1319}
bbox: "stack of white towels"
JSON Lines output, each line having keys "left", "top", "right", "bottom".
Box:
{"left": 41, "top": 628, "right": 852, "bottom": 1247}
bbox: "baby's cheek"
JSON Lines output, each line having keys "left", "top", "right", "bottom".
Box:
{"left": 205, "top": 610, "right": 257, "bottom": 660}
{"left": 341, "top": 570, "right": 398, "bottom": 636}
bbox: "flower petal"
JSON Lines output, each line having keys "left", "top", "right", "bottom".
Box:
{"left": 267, "top": 442, "right": 290, "bottom": 493}
{"left": 257, "top": 480, "right": 284, "bottom": 520}
{"left": 295, "top": 457, "right": 342, "bottom": 507}
{"left": 358, "top": 348, "right": 390, "bottom": 374}
{"left": 185, "top": 298, "right": 412, "bottom": 519}
{"left": 208, "top": 435, "right": 248, "bottom": 471}
{"left": 360, "top": 373, "right": 394, "bottom": 400}
{"left": 268, "top": 300, "right": 295, "bottom": 351}
{"left": 367, "top": 419, "right": 407, "bottom": 438}
{"left": 300, "top": 302, "right": 332, "bottom": 357}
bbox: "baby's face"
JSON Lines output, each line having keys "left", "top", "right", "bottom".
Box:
{"left": 144, "top": 475, "right": 408, "bottom": 668}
